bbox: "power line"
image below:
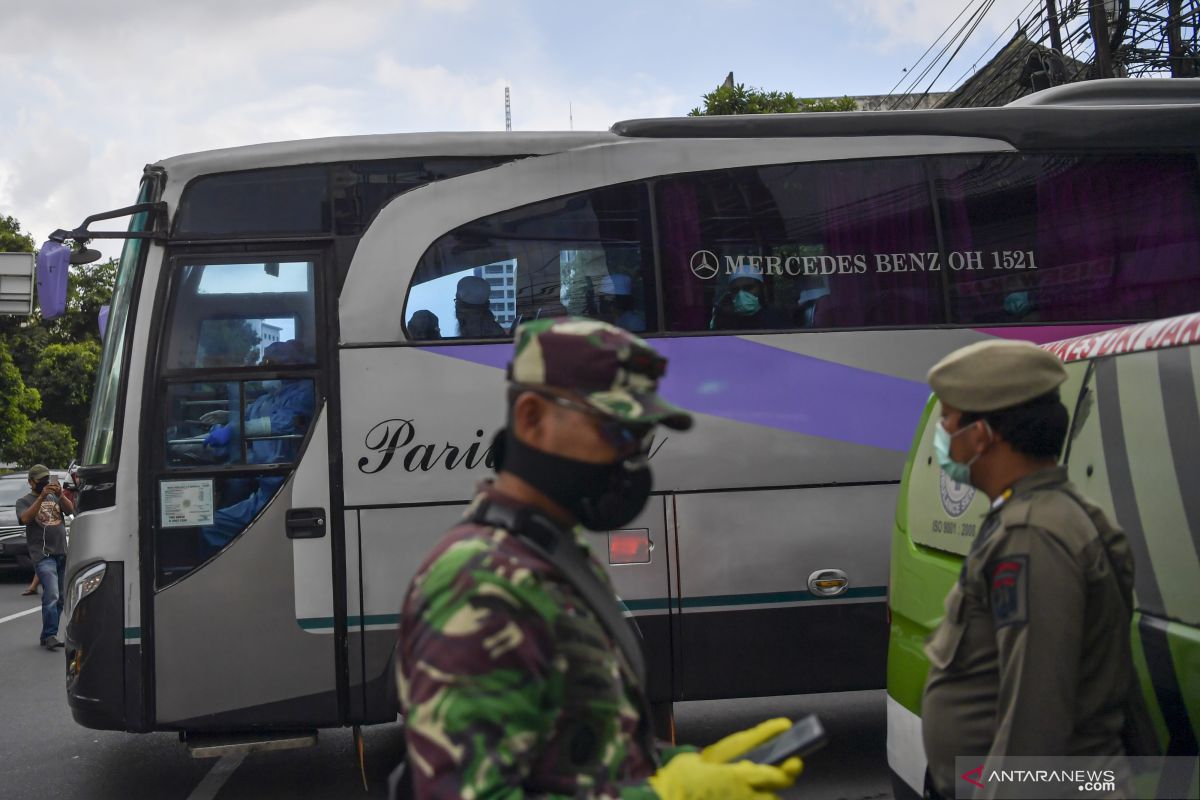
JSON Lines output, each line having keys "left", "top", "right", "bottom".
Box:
{"left": 885, "top": 0, "right": 983, "bottom": 97}
{"left": 945, "top": 0, "right": 1043, "bottom": 89}
{"left": 891, "top": 0, "right": 998, "bottom": 107}
{"left": 913, "top": 0, "right": 1002, "bottom": 106}
{"left": 891, "top": 0, "right": 991, "bottom": 104}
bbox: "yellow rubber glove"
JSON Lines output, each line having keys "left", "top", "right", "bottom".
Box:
{"left": 700, "top": 717, "right": 793, "bottom": 764}
{"left": 648, "top": 752, "right": 803, "bottom": 800}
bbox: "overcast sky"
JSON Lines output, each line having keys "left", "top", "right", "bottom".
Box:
{"left": 1, "top": 0, "right": 1030, "bottom": 258}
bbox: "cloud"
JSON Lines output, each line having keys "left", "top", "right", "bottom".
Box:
{"left": 839, "top": 0, "right": 1032, "bottom": 49}
{"left": 0, "top": 2, "right": 681, "bottom": 262}
{"left": 373, "top": 56, "right": 681, "bottom": 132}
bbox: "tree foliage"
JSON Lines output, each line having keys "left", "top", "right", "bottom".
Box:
{"left": 7, "top": 419, "right": 77, "bottom": 469}
{"left": 51, "top": 258, "right": 118, "bottom": 343}
{"left": 198, "top": 319, "right": 261, "bottom": 367}
{"left": 30, "top": 341, "right": 102, "bottom": 445}
{"left": 689, "top": 83, "right": 857, "bottom": 116}
{"left": 0, "top": 340, "right": 42, "bottom": 464}
{"left": 1, "top": 214, "right": 115, "bottom": 466}
{"left": 0, "top": 215, "right": 36, "bottom": 253}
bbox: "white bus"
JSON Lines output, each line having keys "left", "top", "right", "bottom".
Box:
{"left": 61, "top": 79, "right": 1200, "bottom": 742}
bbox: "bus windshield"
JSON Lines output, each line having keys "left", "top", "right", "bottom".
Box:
{"left": 82, "top": 181, "right": 153, "bottom": 466}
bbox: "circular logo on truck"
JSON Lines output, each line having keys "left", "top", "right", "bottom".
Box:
{"left": 939, "top": 471, "right": 976, "bottom": 518}
{"left": 690, "top": 250, "right": 719, "bottom": 280}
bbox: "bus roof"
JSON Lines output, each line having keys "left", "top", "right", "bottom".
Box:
{"left": 610, "top": 102, "right": 1200, "bottom": 150}
{"left": 1043, "top": 311, "right": 1200, "bottom": 363}
{"left": 152, "top": 131, "right": 617, "bottom": 184}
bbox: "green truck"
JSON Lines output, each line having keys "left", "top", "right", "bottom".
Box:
{"left": 887, "top": 312, "right": 1200, "bottom": 799}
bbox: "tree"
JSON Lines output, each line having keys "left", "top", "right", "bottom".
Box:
{"left": 0, "top": 340, "right": 42, "bottom": 464}
{"left": 0, "top": 214, "right": 114, "bottom": 464}
{"left": 0, "top": 215, "right": 35, "bottom": 254}
{"left": 46, "top": 258, "right": 118, "bottom": 344}
{"left": 8, "top": 420, "right": 77, "bottom": 469}
{"left": 197, "top": 319, "right": 261, "bottom": 366}
{"left": 689, "top": 82, "right": 857, "bottom": 116}
{"left": 29, "top": 340, "right": 102, "bottom": 445}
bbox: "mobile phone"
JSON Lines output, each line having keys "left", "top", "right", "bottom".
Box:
{"left": 741, "top": 714, "right": 827, "bottom": 765}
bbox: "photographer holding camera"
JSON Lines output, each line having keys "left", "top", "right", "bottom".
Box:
{"left": 16, "top": 464, "right": 75, "bottom": 649}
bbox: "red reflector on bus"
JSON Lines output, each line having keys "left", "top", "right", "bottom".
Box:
{"left": 608, "top": 530, "right": 651, "bottom": 564}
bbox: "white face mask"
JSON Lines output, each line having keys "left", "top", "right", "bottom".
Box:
{"left": 934, "top": 418, "right": 990, "bottom": 485}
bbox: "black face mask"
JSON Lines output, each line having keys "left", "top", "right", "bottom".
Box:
{"left": 490, "top": 428, "right": 653, "bottom": 531}
{"left": 34, "top": 478, "right": 49, "bottom": 493}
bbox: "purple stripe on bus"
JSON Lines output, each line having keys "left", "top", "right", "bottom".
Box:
{"left": 650, "top": 338, "right": 928, "bottom": 452}
{"left": 424, "top": 343, "right": 512, "bottom": 370}
{"left": 426, "top": 338, "right": 928, "bottom": 452}
{"left": 973, "top": 323, "right": 1119, "bottom": 345}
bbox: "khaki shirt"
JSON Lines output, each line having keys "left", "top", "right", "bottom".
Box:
{"left": 922, "top": 467, "right": 1135, "bottom": 798}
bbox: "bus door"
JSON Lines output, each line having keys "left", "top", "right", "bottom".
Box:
{"left": 148, "top": 252, "right": 342, "bottom": 729}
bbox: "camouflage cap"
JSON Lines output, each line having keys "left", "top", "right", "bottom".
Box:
{"left": 508, "top": 318, "right": 693, "bottom": 430}
{"left": 928, "top": 339, "right": 1067, "bottom": 412}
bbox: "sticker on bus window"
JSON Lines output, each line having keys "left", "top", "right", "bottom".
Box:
{"left": 159, "top": 479, "right": 215, "bottom": 528}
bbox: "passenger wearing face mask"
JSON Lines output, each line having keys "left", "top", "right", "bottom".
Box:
{"left": 921, "top": 340, "right": 1149, "bottom": 800}
{"left": 393, "top": 318, "right": 804, "bottom": 800}
{"left": 710, "top": 269, "right": 789, "bottom": 331}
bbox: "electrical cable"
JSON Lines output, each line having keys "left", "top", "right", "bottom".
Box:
{"left": 945, "top": 0, "right": 1043, "bottom": 89}
{"left": 912, "top": 0, "right": 1001, "bottom": 107}
{"left": 891, "top": 0, "right": 995, "bottom": 107}
{"left": 885, "top": 0, "right": 984, "bottom": 97}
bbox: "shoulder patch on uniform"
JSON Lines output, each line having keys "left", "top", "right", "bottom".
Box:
{"left": 986, "top": 554, "right": 1029, "bottom": 628}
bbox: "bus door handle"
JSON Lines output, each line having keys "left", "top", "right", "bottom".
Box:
{"left": 286, "top": 508, "right": 327, "bottom": 539}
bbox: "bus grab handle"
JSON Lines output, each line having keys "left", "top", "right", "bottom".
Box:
{"left": 286, "top": 508, "right": 327, "bottom": 539}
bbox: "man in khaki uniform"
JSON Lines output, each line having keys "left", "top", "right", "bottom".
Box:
{"left": 920, "top": 340, "right": 1137, "bottom": 799}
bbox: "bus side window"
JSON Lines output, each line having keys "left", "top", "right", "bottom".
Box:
{"left": 405, "top": 183, "right": 656, "bottom": 339}
{"left": 935, "top": 153, "right": 1200, "bottom": 325}
{"left": 656, "top": 160, "right": 945, "bottom": 333}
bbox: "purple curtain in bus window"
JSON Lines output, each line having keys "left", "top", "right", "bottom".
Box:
{"left": 1036, "top": 156, "right": 1200, "bottom": 321}
{"left": 658, "top": 181, "right": 706, "bottom": 331}
{"left": 817, "top": 160, "right": 940, "bottom": 327}
{"left": 98, "top": 304, "right": 110, "bottom": 338}
{"left": 35, "top": 240, "right": 70, "bottom": 319}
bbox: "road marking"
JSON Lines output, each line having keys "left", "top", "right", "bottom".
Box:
{"left": 0, "top": 606, "right": 39, "bottom": 625}
{"left": 187, "top": 752, "right": 247, "bottom": 800}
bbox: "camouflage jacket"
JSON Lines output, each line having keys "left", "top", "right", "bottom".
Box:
{"left": 397, "top": 484, "right": 660, "bottom": 799}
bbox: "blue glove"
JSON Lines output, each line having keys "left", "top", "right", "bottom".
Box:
{"left": 205, "top": 424, "right": 233, "bottom": 447}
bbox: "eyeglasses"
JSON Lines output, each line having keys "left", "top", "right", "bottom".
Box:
{"left": 523, "top": 388, "right": 656, "bottom": 458}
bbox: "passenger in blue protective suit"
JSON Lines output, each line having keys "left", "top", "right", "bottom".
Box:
{"left": 200, "top": 340, "right": 315, "bottom": 552}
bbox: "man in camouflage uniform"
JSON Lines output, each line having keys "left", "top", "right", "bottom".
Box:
{"left": 921, "top": 340, "right": 1140, "bottom": 799}
{"left": 396, "top": 318, "right": 803, "bottom": 799}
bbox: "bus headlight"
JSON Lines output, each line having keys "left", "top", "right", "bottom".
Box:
{"left": 67, "top": 563, "right": 107, "bottom": 618}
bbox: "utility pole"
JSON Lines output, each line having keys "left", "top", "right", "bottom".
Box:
{"left": 505, "top": 87, "right": 512, "bottom": 132}
{"left": 1167, "top": 0, "right": 1197, "bottom": 76}
{"left": 1045, "top": 0, "right": 1064, "bottom": 53}
{"left": 1088, "top": 0, "right": 1115, "bottom": 78}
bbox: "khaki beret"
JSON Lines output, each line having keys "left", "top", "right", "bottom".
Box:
{"left": 928, "top": 340, "right": 1067, "bottom": 412}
